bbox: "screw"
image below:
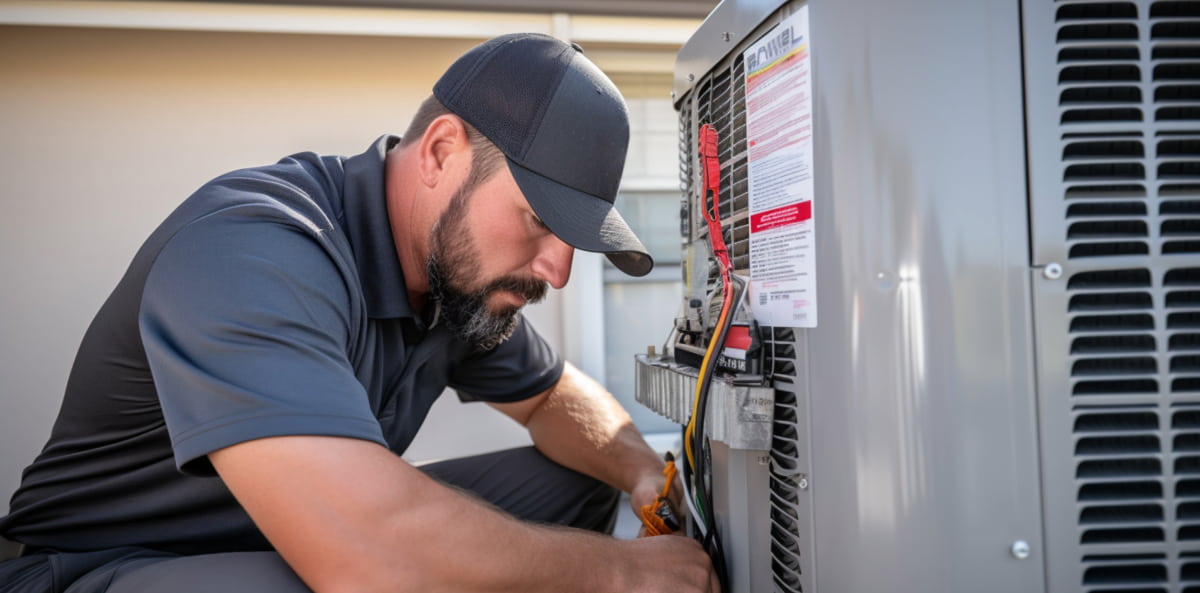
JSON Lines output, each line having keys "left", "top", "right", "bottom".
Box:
{"left": 798, "top": 476, "right": 809, "bottom": 490}
{"left": 1010, "top": 540, "right": 1031, "bottom": 560}
{"left": 687, "top": 73, "right": 695, "bottom": 82}
{"left": 757, "top": 454, "right": 770, "bottom": 466}
{"left": 1043, "top": 263, "right": 1063, "bottom": 280}
{"left": 722, "top": 31, "right": 731, "bottom": 42}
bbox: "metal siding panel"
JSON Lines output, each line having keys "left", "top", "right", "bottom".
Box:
{"left": 710, "top": 441, "right": 779, "bottom": 593}
{"left": 676, "top": 0, "right": 1044, "bottom": 591}
{"left": 1025, "top": 1, "right": 1200, "bottom": 591}
{"left": 807, "top": 0, "right": 1044, "bottom": 590}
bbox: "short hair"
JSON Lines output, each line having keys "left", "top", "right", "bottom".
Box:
{"left": 400, "top": 95, "right": 506, "bottom": 194}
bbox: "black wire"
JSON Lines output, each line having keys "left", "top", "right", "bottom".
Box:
{"left": 692, "top": 275, "right": 743, "bottom": 497}
{"left": 689, "top": 276, "right": 744, "bottom": 592}
{"left": 693, "top": 309, "right": 730, "bottom": 507}
{"left": 680, "top": 425, "right": 731, "bottom": 590}
{"left": 697, "top": 441, "right": 730, "bottom": 589}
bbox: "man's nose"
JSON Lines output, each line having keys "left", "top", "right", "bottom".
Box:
{"left": 532, "top": 235, "right": 574, "bottom": 289}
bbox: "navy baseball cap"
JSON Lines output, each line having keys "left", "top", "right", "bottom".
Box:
{"left": 433, "top": 33, "right": 653, "bottom": 277}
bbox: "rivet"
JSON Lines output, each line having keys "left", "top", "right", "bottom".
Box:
{"left": 1011, "top": 540, "right": 1031, "bottom": 560}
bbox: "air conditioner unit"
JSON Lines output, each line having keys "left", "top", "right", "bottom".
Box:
{"left": 635, "top": 1, "right": 1200, "bottom": 592}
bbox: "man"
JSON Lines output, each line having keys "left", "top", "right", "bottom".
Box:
{"left": 0, "top": 33, "right": 717, "bottom": 592}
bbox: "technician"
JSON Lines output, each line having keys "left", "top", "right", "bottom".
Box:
{"left": 0, "top": 33, "right": 717, "bottom": 593}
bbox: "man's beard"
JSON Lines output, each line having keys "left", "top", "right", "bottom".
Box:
{"left": 426, "top": 183, "right": 548, "bottom": 351}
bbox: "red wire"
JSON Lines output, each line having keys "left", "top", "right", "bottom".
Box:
{"left": 699, "top": 123, "right": 733, "bottom": 294}
{"left": 684, "top": 124, "right": 736, "bottom": 472}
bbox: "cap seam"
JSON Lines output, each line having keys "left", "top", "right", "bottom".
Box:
{"left": 514, "top": 43, "right": 573, "bottom": 164}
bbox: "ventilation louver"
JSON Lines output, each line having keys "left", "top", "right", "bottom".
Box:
{"left": 1056, "top": 1, "right": 1200, "bottom": 589}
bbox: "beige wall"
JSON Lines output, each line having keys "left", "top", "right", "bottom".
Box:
{"left": 0, "top": 26, "right": 578, "bottom": 508}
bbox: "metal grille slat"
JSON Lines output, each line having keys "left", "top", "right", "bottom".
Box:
{"left": 1046, "top": 2, "right": 1200, "bottom": 585}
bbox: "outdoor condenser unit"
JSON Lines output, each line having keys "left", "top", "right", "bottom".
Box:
{"left": 634, "top": 0, "right": 1200, "bottom": 592}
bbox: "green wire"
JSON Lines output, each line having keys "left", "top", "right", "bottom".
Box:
{"left": 693, "top": 485, "right": 707, "bottom": 523}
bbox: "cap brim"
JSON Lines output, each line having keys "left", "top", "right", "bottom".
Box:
{"left": 507, "top": 158, "right": 653, "bottom": 277}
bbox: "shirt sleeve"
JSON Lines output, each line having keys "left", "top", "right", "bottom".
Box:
{"left": 139, "top": 201, "right": 386, "bottom": 476}
{"left": 447, "top": 315, "right": 564, "bottom": 403}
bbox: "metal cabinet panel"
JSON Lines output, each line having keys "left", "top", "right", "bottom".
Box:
{"left": 669, "top": 1, "right": 1047, "bottom": 591}
{"left": 1024, "top": 1, "right": 1200, "bottom": 590}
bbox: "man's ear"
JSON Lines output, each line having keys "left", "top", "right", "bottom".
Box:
{"left": 416, "top": 114, "right": 472, "bottom": 189}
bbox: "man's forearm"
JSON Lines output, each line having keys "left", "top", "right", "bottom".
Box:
{"left": 211, "top": 435, "right": 713, "bottom": 593}
{"left": 522, "top": 362, "right": 666, "bottom": 497}
{"left": 213, "top": 435, "right": 616, "bottom": 593}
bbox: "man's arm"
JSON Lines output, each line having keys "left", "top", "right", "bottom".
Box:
{"left": 209, "top": 435, "right": 715, "bottom": 593}
{"left": 487, "top": 361, "right": 679, "bottom": 515}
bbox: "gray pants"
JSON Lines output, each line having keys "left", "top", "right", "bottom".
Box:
{"left": 0, "top": 447, "right": 619, "bottom": 593}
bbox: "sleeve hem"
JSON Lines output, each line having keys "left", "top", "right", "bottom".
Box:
{"left": 173, "top": 413, "right": 387, "bottom": 476}
{"left": 456, "top": 357, "right": 566, "bottom": 404}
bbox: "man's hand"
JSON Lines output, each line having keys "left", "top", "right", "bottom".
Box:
{"left": 617, "top": 535, "right": 720, "bottom": 592}
{"left": 491, "top": 363, "right": 682, "bottom": 523}
{"left": 630, "top": 462, "right": 684, "bottom": 536}
{"left": 629, "top": 473, "right": 667, "bottom": 514}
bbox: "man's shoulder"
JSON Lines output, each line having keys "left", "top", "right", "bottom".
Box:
{"left": 197, "top": 151, "right": 348, "bottom": 223}
{"left": 125, "top": 150, "right": 359, "bottom": 293}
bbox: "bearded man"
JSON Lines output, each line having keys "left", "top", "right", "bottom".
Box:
{"left": 0, "top": 33, "right": 717, "bottom": 593}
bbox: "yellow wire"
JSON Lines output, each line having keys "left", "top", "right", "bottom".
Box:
{"left": 684, "top": 286, "right": 733, "bottom": 469}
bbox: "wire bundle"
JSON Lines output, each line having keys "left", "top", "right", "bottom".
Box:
{"left": 637, "top": 454, "right": 680, "bottom": 537}
{"left": 679, "top": 123, "right": 735, "bottom": 590}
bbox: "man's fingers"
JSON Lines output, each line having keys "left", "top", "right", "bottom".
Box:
{"left": 629, "top": 479, "right": 664, "bottom": 513}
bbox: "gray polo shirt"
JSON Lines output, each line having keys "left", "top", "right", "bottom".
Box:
{"left": 0, "top": 135, "right": 563, "bottom": 554}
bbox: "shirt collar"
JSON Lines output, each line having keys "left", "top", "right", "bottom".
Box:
{"left": 342, "top": 134, "right": 417, "bottom": 321}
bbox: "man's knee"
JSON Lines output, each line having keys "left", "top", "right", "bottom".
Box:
{"left": 418, "top": 446, "right": 620, "bottom": 533}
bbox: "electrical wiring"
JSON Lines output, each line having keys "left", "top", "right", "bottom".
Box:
{"left": 681, "top": 123, "right": 735, "bottom": 592}
{"left": 689, "top": 278, "right": 742, "bottom": 590}
{"left": 684, "top": 123, "right": 735, "bottom": 472}
{"left": 677, "top": 454, "right": 707, "bottom": 537}
{"left": 683, "top": 287, "right": 733, "bottom": 467}
{"left": 680, "top": 420, "right": 730, "bottom": 588}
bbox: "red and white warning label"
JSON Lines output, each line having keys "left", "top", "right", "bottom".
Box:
{"left": 744, "top": 7, "right": 815, "bottom": 328}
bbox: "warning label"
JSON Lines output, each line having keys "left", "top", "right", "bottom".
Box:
{"left": 750, "top": 202, "right": 813, "bottom": 233}
{"left": 744, "top": 7, "right": 815, "bottom": 328}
